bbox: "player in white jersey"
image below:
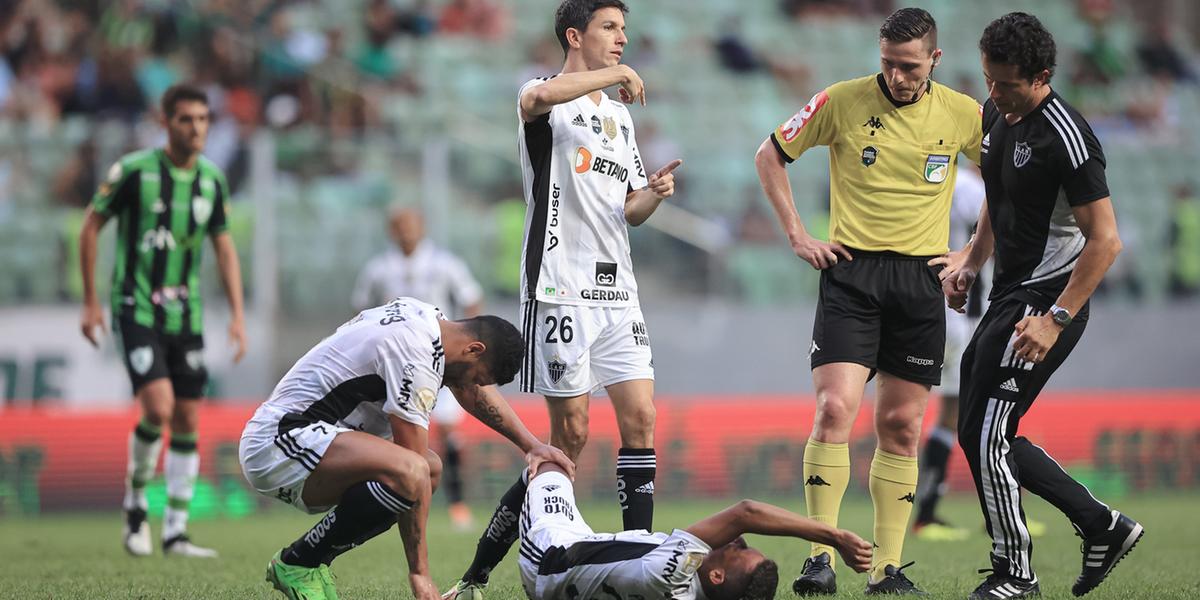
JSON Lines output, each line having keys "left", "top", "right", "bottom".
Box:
{"left": 239, "top": 298, "right": 573, "bottom": 600}
{"left": 447, "top": 2, "right": 682, "bottom": 597}
{"left": 912, "top": 165, "right": 987, "bottom": 541}
{"left": 352, "top": 207, "right": 485, "bottom": 529}
{"left": 511, "top": 462, "right": 873, "bottom": 600}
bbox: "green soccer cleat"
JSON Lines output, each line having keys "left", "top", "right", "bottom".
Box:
{"left": 265, "top": 550, "right": 333, "bottom": 600}
{"left": 441, "top": 579, "right": 486, "bottom": 600}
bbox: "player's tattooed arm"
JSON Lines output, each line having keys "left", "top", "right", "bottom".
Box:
{"left": 452, "top": 384, "right": 576, "bottom": 479}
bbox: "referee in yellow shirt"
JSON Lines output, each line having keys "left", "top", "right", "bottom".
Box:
{"left": 754, "top": 8, "right": 982, "bottom": 596}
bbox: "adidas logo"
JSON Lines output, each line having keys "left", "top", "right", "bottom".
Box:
{"left": 1000, "top": 378, "right": 1020, "bottom": 393}
{"left": 898, "top": 493, "right": 915, "bottom": 503}
{"left": 542, "top": 484, "right": 560, "bottom": 492}
{"left": 571, "top": 114, "right": 586, "bottom": 127}
{"left": 634, "top": 482, "right": 655, "bottom": 494}
{"left": 806, "top": 475, "right": 831, "bottom": 487}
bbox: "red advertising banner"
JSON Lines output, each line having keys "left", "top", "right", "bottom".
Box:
{"left": 1, "top": 391, "right": 1198, "bottom": 513}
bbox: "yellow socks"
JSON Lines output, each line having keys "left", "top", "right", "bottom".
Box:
{"left": 803, "top": 438, "right": 850, "bottom": 565}
{"left": 869, "top": 448, "right": 919, "bottom": 583}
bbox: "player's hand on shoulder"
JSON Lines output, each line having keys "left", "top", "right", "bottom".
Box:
{"left": 80, "top": 301, "right": 105, "bottom": 347}
{"left": 647, "top": 159, "right": 682, "bottom": 200}
{"left": 616, "top": 64, "right": 645, "bottom": 106}
{"left": 834, "top": 528, "right": 873, "bottom": 573}
{"left": 790, "top": 234, "right": 852, "bottom": 270}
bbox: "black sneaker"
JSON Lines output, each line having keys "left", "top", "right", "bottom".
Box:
{"left": 968, "top": 569, "right": 1040, "bottom": 599}
{"left": 1072, "top": 510, "right": 1143, "bottom": 597}
{"left": 865, "top": 561, "right": 927, "bottom": 595}
{"left": 791, "top": 552, "right": 836, "bottom": 596}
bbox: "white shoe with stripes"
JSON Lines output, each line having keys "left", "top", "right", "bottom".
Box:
{"left": 968, "top": 570, "right": 1040, "bottom": 599}
{"left": 1071, "top": 510, "right": 1143, "bottom": 597}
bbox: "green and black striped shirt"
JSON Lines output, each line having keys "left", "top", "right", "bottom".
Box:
{"left": 91, "top": 148, "right": 230, "bottom": 335}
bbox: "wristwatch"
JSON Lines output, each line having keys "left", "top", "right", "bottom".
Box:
{"left": 1048, "top": 304, "right": 1072, "bottom": 328}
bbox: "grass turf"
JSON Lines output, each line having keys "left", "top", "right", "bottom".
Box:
{"left": 1, "top": 493, "right": 1197, "bottom": 599}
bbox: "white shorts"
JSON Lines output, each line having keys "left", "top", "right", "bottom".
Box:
{"left": 431, "top": 387, "right": 464, "bottom": 425}
{"left": 517, "top": 471, "right": 594, "bottom": 594}
{"left": 942, "top": 308, "right": 979, "bottom": 396}
{"left": 238, "top": 420, "right": 352, "bottom": 514}
{"left": 519, "top": 300, "right": 654, "bottom": 396}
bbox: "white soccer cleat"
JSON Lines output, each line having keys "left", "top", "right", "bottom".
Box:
{"left": 123, "top": 508, "right": 153, "bottom": 557}
{"left": 163, "top": 534, "right": 219, "bottom": 558}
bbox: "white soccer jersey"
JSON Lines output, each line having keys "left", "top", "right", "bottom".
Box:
{"left": 245, "top": 298, "right": 447, "bottom": 438}
{"left": 517, "top": 76, "right": 650, "bottom": 308}
{"left": 950, "top": 167, "right": 986, "bottom": 252}
{"left": 530, "top": 529, "right": 710, "bottom": 599}
{"left": 350, "top": 241, "right": 483, "bottom": 316}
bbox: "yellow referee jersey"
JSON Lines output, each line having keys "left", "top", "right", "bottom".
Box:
{"left": 771, "top": 74, "right": 983, "bottom": 256}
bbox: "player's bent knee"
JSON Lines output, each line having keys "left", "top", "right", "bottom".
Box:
{"left": 425, "top": 450, "right": 443, "bottom": 494}
{"left": 378, "top": 450, "right": 431, "bottom": 498}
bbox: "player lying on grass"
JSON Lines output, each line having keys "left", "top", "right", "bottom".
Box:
{"left": 238, "top": 298, "right": 574, "bottom": 600}
{"left": 444, "top": 461, "right": 873, "bottom": 600}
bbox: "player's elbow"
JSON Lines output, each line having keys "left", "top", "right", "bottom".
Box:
{"left": 732, "top": 499, "right": 764, "bottom": 524}
{"left": 754, "top": 139, "right": 780, "bottom": 170}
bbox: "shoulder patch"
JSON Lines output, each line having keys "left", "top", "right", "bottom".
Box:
{"left": 779, "top": 90, "right": 830, "bottom": 142}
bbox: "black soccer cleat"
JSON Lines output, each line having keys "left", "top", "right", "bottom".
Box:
{"left": 968, "top": 569, "right": 1040, "bottom": 599}
{"left": 791, "top": 552, "right": 836, "bottom": 596}
{"left": 1071, "top": 510, "right": 1143, "bottom": 597}
{"left": 865, "top": 561, "right": 927, "bottom": 595}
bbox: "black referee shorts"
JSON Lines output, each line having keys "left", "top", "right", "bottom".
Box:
{"left": 116, "top": 316, "right": 208, "bottom": 398}
{"left": 809, "top": 249, "right": 945, "bottom": 386}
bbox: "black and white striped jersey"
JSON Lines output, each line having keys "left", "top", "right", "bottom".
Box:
{"left": 517, "top": 76, "right": 650, "bottom": 308}
{"left": 980, "top": 92, "right": 1109, "bottom": 305}
{"left": 528, "top": 529, "right": 710, "bottom": 599}
{"left": 246, "top": 298, "right": 447, "bottom": 438}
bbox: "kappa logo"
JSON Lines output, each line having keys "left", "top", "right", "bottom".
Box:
{"left": 1000, "top": 378, "right": 1021, "bottom": 393}
{"left": 548, "top": 357, "right": 567, "bottom": 384}
{"left": 140, "top": 226, "right": 177, "bottom": 253}
{"left": 1013, "top": 141, "right": 1032, "bottom": 168}
{"left": 129, "top": 346, "right": 154, "bottom": 375}
{"left": 862, "top": 115, "right": 885, "bottom": 132}
{"left": 571, "top": 113, "right": 586, "bottom": 127}
{"left": 806, "top": 475, "right": 832, "bottom": 487}
{"left": 809, "top": 340, "right": 820, "bottom": 357}
{"left": 898, "top": 493, "right": 916, "bottom": 503}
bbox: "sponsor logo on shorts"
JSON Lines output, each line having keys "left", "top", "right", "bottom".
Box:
{"left": 631, "top": 321, "right": 650, "bottom": 347}
{"left": 129, "top": 346, "right": 153, "bottom": 375}
{"left": 906, "top": 355, "right": 936, "bottom": 366}
{"left": 543, "top": 495, "right": 575, "bottom": 521}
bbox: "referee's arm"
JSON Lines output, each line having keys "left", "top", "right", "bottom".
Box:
{"left": 754, "top": 137, "right": 851, "bottom": 269}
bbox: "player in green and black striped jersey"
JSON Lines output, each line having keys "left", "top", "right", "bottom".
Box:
{"left": 78, "top": 84, "right": 247, "bottom": 559}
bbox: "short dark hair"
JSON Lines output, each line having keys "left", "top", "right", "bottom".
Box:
{"left": 161, "top": 84, "right": 208, "bottom": 118}
{"left": 979, "top": 12, "right": 1057, "bottom": 81}
{"left": 736, "top": 559, "right": 779, "bottom": 600}
{"left": 879, "top": 7, "right": 937, "bottom": 51}
{"left": 554, "top": 0, "right": 629, "bottom": 52}
{"left": 462, "top": 315, "right": 524, "bottom": 386}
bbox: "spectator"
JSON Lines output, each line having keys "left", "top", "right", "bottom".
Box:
{"left": 438, "top": 0, "right": 510, "bottom": 42}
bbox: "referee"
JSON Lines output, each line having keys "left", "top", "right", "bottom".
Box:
{"left": 755, "top": 7, "right": 981, "bottom": 595}
{"left": 933, "top": 13, "right": 1141, "bottom": 599}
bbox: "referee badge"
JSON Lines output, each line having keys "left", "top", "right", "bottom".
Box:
{"left": 1013, "top": 141, "right": 1032, "bottom": 168}
{"left": 861, "top": 146, "right": 878, "bottom": 166}
{"left": 924, "top": 154, "right": 951, "bottom": 183}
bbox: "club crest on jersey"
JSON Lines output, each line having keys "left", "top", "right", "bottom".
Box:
{"left": 192, "top": 196, "right": 212, "bottom": 224}
{"left": 590, "top": 115, "right": 602, "bottom": 135}
{"left": 603, "top": 116, "right": 617, "bottom": 140}
{"left": 924, "top": 154, "right": 951, "bottom": 183}
{"left": 547, "top": 356, "right": 567, "bottom": 384}
{"left": 1013, "top": 141, "right": 1032, "bottom": 168}
{"left": 595, "top": 262, "right": 617, "bottom": 287}
{"left": 129, "top": 346, "right": 154, "bottom": 375}
{"left": 620, "top": 124, "right": 629, "bottom": 143}
{"left": 861, "top": 146, "right": 878, "bottom": 166}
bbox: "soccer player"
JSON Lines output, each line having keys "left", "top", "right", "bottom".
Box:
{"left": 514, "top": 461, "right": 872, "bottom": 600}
{"left": 78, "top": 84, "right": 247, "bottom": 558}
{"left": 754, "top": 7, "right": 982, "bottom": 595}
{"left": 445, "top": 1, "right": 681, "bottom": 597}
{"left": 911, "top": 165, "right": 986, "bottom": 542}
{"left": 239, "top": 297, "right": 574, "bottom": 600}
{"left": 352, "top": 206, "right": 485, "bottom": 529}
{"left": 933, "top": 13, "right": 1142, "bottom": 599}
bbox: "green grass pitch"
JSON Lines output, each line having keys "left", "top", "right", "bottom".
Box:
{"left": 2, "top": 493, "right": 1196, "bottom": 599}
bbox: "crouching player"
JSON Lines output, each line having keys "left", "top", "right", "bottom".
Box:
{"left": 239, "top": 298, "right": 574, "bottom": 600}
{"left": 452, "top": 462, "right": 873, "bottom": 600}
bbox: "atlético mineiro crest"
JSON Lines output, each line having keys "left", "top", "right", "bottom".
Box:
{"left": 129, "top": 346, "right": 153, "bottom": 375}
{"left": 547, "top": 356, "right": 567, "bottom": 384}
{"left": 1013, "top": 141, "right": 1032, "bottom": 168}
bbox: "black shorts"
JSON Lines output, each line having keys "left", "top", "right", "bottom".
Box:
{"left": 116, "top": 316, "right": 208, "bottom": 398}
{"left": 810, "top": 249, "right": 945, "bottom": 386}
